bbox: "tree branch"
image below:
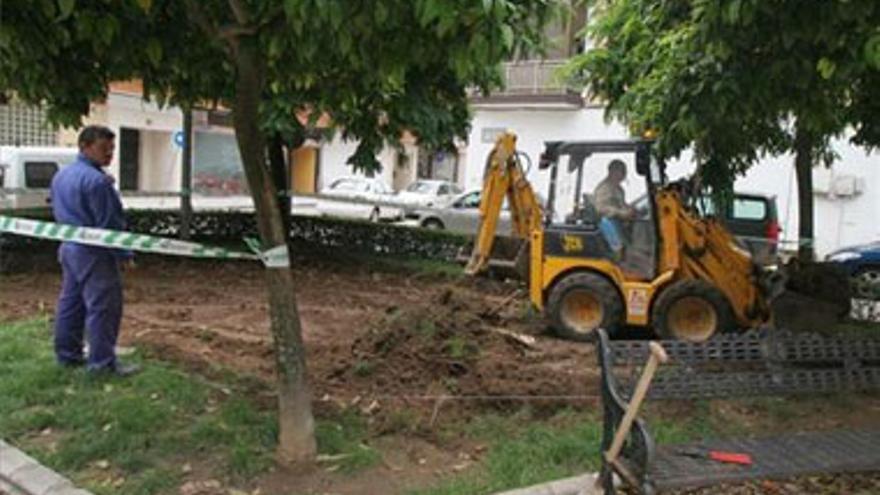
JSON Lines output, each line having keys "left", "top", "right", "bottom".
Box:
{"left": 219, "top": 24, "right": 257, "bottom": 39}
{"left": 228, "top": 0, "right": 251, "bottom": 25}
{"left": 184, "top": 0, "right": 220, "bottom": 40}
{"left": 185, "top": 0, "right": 238, "bottom": 55}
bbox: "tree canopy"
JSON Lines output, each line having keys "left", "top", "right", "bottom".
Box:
{"left": 1, "top": 0, "right": 556, "bottom": 170}
{"left": 566, "top": 0, "right": 880, "bottom": 179}
{"left": 565, "top": 0, "right": 880, "bottom": 257}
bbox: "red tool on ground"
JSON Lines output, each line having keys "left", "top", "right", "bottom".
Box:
{"left": 676, "top": 447, "right": 753, "bottom": 466}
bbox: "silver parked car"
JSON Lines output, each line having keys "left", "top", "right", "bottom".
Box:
{"left": 396, "top": 179, "right": 463, "bottom": 215}
{"left": 402, "top": 189, "right": 512, "bottom": 235}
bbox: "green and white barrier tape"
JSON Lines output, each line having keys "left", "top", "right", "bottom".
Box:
{"left": 0, "top": 215, "right": 290, "bottom": 268}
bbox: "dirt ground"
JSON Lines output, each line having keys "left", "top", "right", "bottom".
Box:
{"left": 2, "top": 255, "right": 878, "bottom": 495}
{"left": 0, "top": 255, "right": 598, "bottom": 412}
{"left": 0, "top": 254, "right": 599, "bottom": 494}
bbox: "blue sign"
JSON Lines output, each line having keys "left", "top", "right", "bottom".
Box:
{"left": 173, "top": 130, "right": 185, "bottom": 148}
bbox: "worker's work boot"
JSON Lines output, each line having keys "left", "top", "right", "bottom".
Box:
{"left": 88, "top": 362, "right": 142, "bottom": 378}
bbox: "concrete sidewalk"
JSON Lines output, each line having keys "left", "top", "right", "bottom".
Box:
{"left": 0, "top": 440, "right": 92, "bottom": 495}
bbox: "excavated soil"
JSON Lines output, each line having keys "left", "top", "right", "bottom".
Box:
{"left": 0, "top": 254, "right": 599, "bottom": 421}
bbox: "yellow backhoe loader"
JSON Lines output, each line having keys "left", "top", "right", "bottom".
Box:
{"left": 466, "top": 132, "right": 849, "bottom": 342}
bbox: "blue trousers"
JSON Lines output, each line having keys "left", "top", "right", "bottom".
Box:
{"left": 54, "top": 245, "right": 123, "bottom": 371}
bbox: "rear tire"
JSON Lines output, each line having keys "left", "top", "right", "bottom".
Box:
{"left": 422, "top": 218, "right": 444, "bottom": 230}
{"left": 546, "top": 272, "right": 624, "bottom": 342}
{"left": 652, "top": 280, "right": 735, "bottom": 342}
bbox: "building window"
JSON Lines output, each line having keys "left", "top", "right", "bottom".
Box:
{"left": 193, "top": 131, "right": 247, "bottom": 195}
{"left": 24, "top": 161, "right": 59, "bottom": 188}
{"left": 417, "top": 148, "right": 459, "bottom": 183}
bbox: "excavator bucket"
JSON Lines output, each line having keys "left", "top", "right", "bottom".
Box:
{"left": 461, "top": 131, "right": 542, "bottom": 280}
{"left": 770, "top": 261, "right": 852, "bottom": 332}
{"left": 459, "top": 236, "right": 530, "bottom": 280}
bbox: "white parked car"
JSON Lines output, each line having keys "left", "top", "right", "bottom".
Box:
{"left": 0, "top": 146, "right": 77, "bottom": 210}
{"left": 397, "top": 180, "right": 463, "bottom": 216}
{"left": 316, "top": 176, "right": 402, "bottom": 222}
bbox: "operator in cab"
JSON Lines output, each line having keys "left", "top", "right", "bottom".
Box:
{"left": 593, "top": 159, "right": 636, "bottom": 221}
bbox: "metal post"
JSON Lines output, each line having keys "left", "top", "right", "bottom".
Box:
{"left": 180, "top": 109, "right": 193, "bottom": 239}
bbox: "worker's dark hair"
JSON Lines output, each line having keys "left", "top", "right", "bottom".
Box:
{"left": 608, "top": 159, "right": 627, "bottom": 173}
{"left": 78, "top": 125, "right": 115, "bottom": 149}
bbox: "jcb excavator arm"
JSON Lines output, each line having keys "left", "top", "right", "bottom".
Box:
{"left": 464, "top": 132, "right": 543, "bottom": 276}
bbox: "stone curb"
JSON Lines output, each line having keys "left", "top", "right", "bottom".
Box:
{"left": 492, "top": 472, "right": 600, "bottom": 495}
{"left": 0, "top": 440, "right": 93, "bottom": 495}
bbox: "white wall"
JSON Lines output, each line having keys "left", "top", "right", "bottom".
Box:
{"left": 318, "top": 133, "right": 396, "bottom": 190}
{"left": 726, "top": 140, "right": 880, "bottom": 256}
{"left": 138, "top": 130, "right": 179, "bottom": 191}
{"left": 103, "top": 93, "right": 182, "bottom": 185}
{"left": 467, "top": 106, "right": 880, "bottom": 257}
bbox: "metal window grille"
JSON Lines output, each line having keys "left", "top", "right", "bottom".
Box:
{"left": 0, "top": 102, "right": 58, "bottom": 146}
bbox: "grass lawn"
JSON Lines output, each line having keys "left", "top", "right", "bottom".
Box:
{"left": 0, "top": 317, "right": 376, "bottom": 495}
{"left": 6, "top": 314, "right": 874, "bottom": 495}
{"left": 408, "top": 407, "right": 707, "bottom": 495}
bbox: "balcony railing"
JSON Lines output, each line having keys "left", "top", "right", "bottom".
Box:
{"left": 500, "top": 59, "right": 574, "bottom": 95}
{"left": 468, "top": 59, "right": 584, "bottom": 107}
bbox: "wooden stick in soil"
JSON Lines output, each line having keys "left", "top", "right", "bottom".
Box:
{"left": 484, "top": 288, "right": 525, "bottom": 318}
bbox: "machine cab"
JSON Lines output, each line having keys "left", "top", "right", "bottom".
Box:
{"left": 537, "top": 140, "right": 664, "bottom": 281}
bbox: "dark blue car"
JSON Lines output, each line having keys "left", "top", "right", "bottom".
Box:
{"left": 826, "top": 241, "right": 880, "bottom": 300}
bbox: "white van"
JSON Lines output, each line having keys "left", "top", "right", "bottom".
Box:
{"left": 0, "top": 146, "right": 78, "bottom": 210}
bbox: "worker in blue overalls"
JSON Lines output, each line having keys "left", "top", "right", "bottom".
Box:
{"left": 51, "top": 125, "right": 139, "bottom": 376}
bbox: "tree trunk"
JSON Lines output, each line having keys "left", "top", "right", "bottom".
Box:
{"left": 180, "top": 107, "right": 194, "bottom": 240}
{"left": 231, "top": 38, "right": 317, "bottom": 463}
{"left": 793, "top": 121, "right": 815, "bottom": 262}
{"left": 268, "top": 133, "right": 292, "bottom": 234}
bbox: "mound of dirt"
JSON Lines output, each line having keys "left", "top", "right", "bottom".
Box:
{"left": 325, "top": 285, "right": 598, "bottom": 418}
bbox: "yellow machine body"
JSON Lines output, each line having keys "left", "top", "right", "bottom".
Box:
{"left": 468, "top": 132, "right": 774, "bottom": 340}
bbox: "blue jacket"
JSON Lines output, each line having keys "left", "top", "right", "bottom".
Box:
{"left": 51, "top": 153, "right": 133, "bottom": 261}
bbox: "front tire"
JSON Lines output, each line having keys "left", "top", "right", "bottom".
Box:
{"left": 853, "top": 267, "right": 880, "bottom": 301}
{"left": 651, "top": 280, "right": 735, "bottom": 342}
{"left": 546, "top": 272, "right": 624, "bottom": 342}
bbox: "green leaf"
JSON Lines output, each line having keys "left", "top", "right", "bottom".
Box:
{"left": 145, "top": 38, "right": 162, "bottom": 68}
{"left": 136, "top": 0, "right": 152, "bottom": 13}
{"left": 283, "top": 0, "right": 297, "bottom": 19}
{"left": 97, "top": 15, "right": 118, "bottom": 46}
{"left": 723, "top": 0, "right": 742, "bottom": 25}
{"left": 57, "top": 0, "right": 75, "bottom": 19}
{"left": 865, "top": 34, "right": 880, "bottom": 70}
{"left": 501, "top": 25, "right": 514, "bottom": 51}
{"left": 268, "top": 36, "right": 283, "bottom": 59}
{"left": 40, "top": 0, "right": 57, "bottom": 18}
{"left": 419, "top": 0, "right": 443, "bottom": 27}
{"left": 816, "top": 57, "right": 836, "bottom": 79}
{"left": 375, "top": 2, "right": 388, "bottom": 24}
{"left": 338, "top": 29, "right": 352, "bottom": 56}
{"left": 328, "top": 1, "right": 343, "bottom": 31}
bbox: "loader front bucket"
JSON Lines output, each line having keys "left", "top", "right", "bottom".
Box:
{"left": 770, "top": 261, "right": 852, "bottom": 332}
